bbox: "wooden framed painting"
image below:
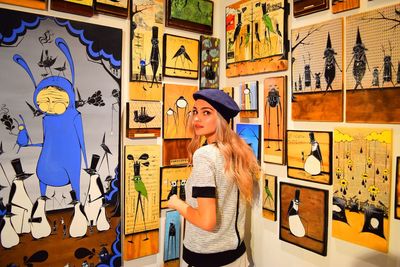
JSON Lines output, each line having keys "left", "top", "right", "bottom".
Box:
{"left": 126, "top": 101, "right": 162, "bottom": 138}
{"left": 163, "top": 139, "right": 191, "bottom": 166}
{"left": 51, "top": 0, "right": 94, "bottom": 17}
{"left": 262, "top": 174, "right": 277, "bottom": 221}
{"left": 222, "top": 87, "right": 235, "bottom": 128}
{"left": 225, "top": 0, "right": 289, "bottom": 77}
{"left": 291, "top": 18, "right": 343, "bottom": 122}
{"left": 129, "top": 81, "right": 162, "bottom": 101}
{"left": 0, "top": 0, "right": 47, "bottom": 10}
{"left": 332, "top": 0, "right": 359, "bottom": 14}
{"left": 163, "top": 34, "right": 199, "bottom": 79}
{"left": 287, "top": 130, "right": 332, "bottom": 185}
{"left": 239, "top": 81, "right": 259, "bottom": 118}
{"left": 396, "top": 157, "right": 400, "bottom": 219}
{"left": 264, "top": 76, "right": 286, "bottom": 165}
{"left": 124, "top": 145, "right": 160, "bottom": 260}
{"left": 163, "top": 83, "right": 197, "bottom": 139}
{"left": 236, "top": 124, "right": 261, "bottom": 162}
{"left": 332, "top": 128, "right": 392, "bottom": 253}
{"left": 199, "top": 35, "right": 220, "bottom": 90}
{"left": 280, "top": 182, "right": 329, "bottom": 256}
{"left": 95, "top": 0, "right": 129, "bottom": 17}
{"left": 160, "top": 166, "right": 192, "bottom": 209}
{"left": 293, "top": 0, "right": 329, "bottom": 18}
{"left": 345, "top": 3, "right": 400, "bottom": 123}
{"left": 130, "top": 0, "right": 164, "bottom": 86}
{"left": 164, "top": 210, "right": 181, "bottom": 263}
{"left": 165, "top": 0, "right": 213, "bottom": 35}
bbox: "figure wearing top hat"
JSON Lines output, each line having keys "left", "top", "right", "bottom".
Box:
{"left": 9, "top": 158, "right": 33, "bottom": 234}
{"left": 0, "top": 204, "right": 20, "bottom": 248}
{"left": 84, "top": 154, "right": 105, "bottom": 228}
{"left": 69, "top": 190, "right": 88, "bottom": 238}
{"left": 304, "top": 132, "right": 322, "bottom": 176}
{"left": 150, "top": 26, "right": 161, "bottom": 88}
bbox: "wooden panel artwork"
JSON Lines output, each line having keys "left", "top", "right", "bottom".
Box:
{"left": 124, "top": 145, "right": 160, "bottom": 260}
{"left": 287, "top": 130, "right": 332, "bottom": 185}
{"left": 225, "top": 0, "right": 289, "bottom": 77}
{"left": 130, "top": 0, "right": 163, "bottom": 84}
{"left": 262, "top": 174, "right": 277, "bottom": 221}
{"left": 332, "top": 128, "right": 392, "bottom": 253}
{"left": 332, "top": 0, "right": 360, "bottom": 14}
{"left": 162, "top": 139, "right": 191, "bottom": 166}
{"left": 345, "top": 3, "right": 400, "bottom": 123}
{"left": 279, "top": 182, "right": 328, "bottom": 256}
{"left": 0, "top": 0, "right": 47, "bottom": 10}
{"left": 95, "top": 0, "right": 129, "bottom": 17}
{"left": 239, "top": 81, "right": 259, "bottom": 118}
{"left": 163, "top": 84, "right": 197, "bottom": 139}
{"left": 200, "top": 35, "right": 220, "bottom": 89}
{"left": 263, "top": 76, "right": 286, "bottom": 165}
{"left": 126, "top": 101, "right": 162, "bottom": 138}
{"left": 163, "top": 210, "right": 181, "bottom": 266}
{"left": 236, "top": 124, "right": 261, "bottom": 161}
{"left": 291, "top": 18, "right": 343, "bottom": 122}
{"left": 51, "top": 0, "right": 94, "bottom": 16}
{"left": 160, "top": 166, "right": 192, "bottom": 209}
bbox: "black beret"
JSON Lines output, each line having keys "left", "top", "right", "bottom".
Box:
{"left": 193, "top": 89, "right": 240, "bottom": 122}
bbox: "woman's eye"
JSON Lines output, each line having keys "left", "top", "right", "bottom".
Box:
{"left": 192, "top": 110, "right": 198, "bottom": 115}
{"left": 204, "top": 111, "right": 210, "bottom": 115}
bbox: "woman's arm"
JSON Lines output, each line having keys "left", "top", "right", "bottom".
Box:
{"left": 168, "top": 195, "right": 216, "bottom": 232}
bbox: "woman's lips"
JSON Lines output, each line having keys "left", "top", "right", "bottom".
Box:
{"left": 194, "top": 124, "right": 203, "bottom": 129}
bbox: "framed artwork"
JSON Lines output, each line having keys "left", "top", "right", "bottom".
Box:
{"left": 129, "top": 81, "right": 162, "bottom": 101}
{"left": 164, "top": 210, "right": 181, "bottom": 263}
{"left": 264, "top": 76, "right": 286, "bottom": 165}
{"left": 0, "top": 0, "right": 47, "bottom": 10}
{"left": 287, "top": 130, "right": 332, "bottom": 185}
{"left": 163, "top": 34, "right": 199, "bottom": 79}
{"left": 332, "top": 128, "right": 392, "bottom": 253}
{"left": 124, "top": 145, "right": 160, "bottom": 260}
{"left": 163, "top": 139, "right": 191, "bottom": 166}
{"left": 345, "top": 3, "right": 400, "bottom": 123}
{"left": 291, "top": 18, "right": 343, "bottom": 122}
{"left": 0, "top": 8, "right": 121, "bottom": 266}
{"left": 200, "top": 35, "right": 220, "bottom": 89}
{"left": 166, "top": 0, "right": 213, "bottom": 35}
{"left": 239, "top": 81, "right": 259, "bottom": 118}
{"left": 262, "top": 174, "right": 277, "bottom": 221}
{"left": 236, "top": 124, "right": 261, "bottom": 162}
{"left": 332, "top": 0, "right": 359, "bottom": 14}
{"left": 160, "top": 166, "right": 192, "bottom": 209}
{"left": 95, "top": 0, "right": 129, "bottom": 17}
{"left": 280, "top": 182, "right": 328, "bottom": 256}
{"left": 225, "top": 0, "right": 289, "bottom": 77}
{"left": 126, "top": 101, "right": 162, "bottom": 138}
{"left": 293, "top": 0, "right": 329, "bottom": 18}
{"left": 51, "top": 0, "right": 94, "bottom": 17}
{"left": 130, "top": 0, "right": 164, "bottom": 86}
{"left": 396, "top": 157, "right": 400, "bottom": 219}
{"left": 163, "top": 84, "right": 197, "bottom": 139}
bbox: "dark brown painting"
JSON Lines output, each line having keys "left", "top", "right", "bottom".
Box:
{"left": 95, "top": 0, "right": 129, "bottom": 17}
{"left": 163, "top": 139, "right": 191, "bottom": 166}
{"left": 279, "top": 182, "right": 328, "bottom": 256}
{"left": 51, "top": 0, "right": 94, "bottom": 17}
{"left": 293, "top": 0, "right": 329, "bottom": 18}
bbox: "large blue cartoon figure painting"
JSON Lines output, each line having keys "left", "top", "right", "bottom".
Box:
{"left": 13, "top": 37, "right": 88, "bottom": 201}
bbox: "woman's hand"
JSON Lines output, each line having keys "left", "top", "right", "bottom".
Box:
{"left": 167, "top": 194, "right": 185, "bottom": 211}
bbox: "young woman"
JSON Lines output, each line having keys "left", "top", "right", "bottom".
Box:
{"left": 168, "top": 89, "right": 260, "bottom": 267}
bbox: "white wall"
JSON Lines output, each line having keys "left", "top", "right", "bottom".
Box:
{"left": 2, "top": 0, "right": 399, "bottom": 266}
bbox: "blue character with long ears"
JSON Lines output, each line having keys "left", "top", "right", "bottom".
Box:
{"left": 13, "top": 38, "right": 88, "bottom": 201}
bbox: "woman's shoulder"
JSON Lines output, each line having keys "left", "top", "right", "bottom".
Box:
{"left": 193, "top": 144, "right": 219, "bottom": 158}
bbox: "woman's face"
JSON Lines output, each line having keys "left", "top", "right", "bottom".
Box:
{"left": 192, "top": 99, "right": 219, "bottom": 143}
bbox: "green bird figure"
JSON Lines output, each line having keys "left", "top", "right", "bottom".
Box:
{"left": 134, "top": 175, "right": 148, "bottom": 199}
{"left": 263, "top": 180, "right": 274, "bottom": 207}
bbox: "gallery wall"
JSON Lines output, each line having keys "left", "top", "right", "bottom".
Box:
{"left": 1, "top": 0, "right": 399, "bottom": 266}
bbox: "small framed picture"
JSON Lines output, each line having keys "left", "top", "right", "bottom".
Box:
{"left": 293, "top": 0, "right": 329, "bottom": 18}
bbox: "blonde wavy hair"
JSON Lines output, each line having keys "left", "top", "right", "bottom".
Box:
{"left": 187, "top": 111, "right": 260, "bottom": 205}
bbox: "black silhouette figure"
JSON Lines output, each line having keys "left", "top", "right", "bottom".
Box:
{"left": 150, "top": 26, "right": 161, "bottom": 88}
{"left": 179, "top": 180, "right": 186, "bottom": 201}
{"left": 134, "top": 107, "right": 155, "bottom": 126}
{"left": 75, "top": 88, "right": 86, "bottom": 108}
{"left": 324, "top": 32, "right": 341, "bottom": 92}
{"left": 99, "top": 133, "right": 112, "bottom": 176}
{"left": 233, "top": 12, "right": 242, "bottom": 44}
{"left": 265, "top": 85, "right": 282, "bottom": 151}
{"left": 167, "top": 180, "right": 178, "bottom": 200}
{"left": 172, "top": 45, "right": 192, "bottom": 73}
{"left": 361, "top": 205, "right": 385, "bottom": 238}
{"left": 167, "top": 222, "right": 178, "bottom": 259}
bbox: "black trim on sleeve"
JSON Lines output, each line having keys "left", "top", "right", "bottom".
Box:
{"left": 234, "top": 189, "right": 241, "bottom": 248}
{"left": 183, "top": 241, "right": 246, "bottom": 267}
{"left": 192, "top": 186, "right": 216, "bottom": 198}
